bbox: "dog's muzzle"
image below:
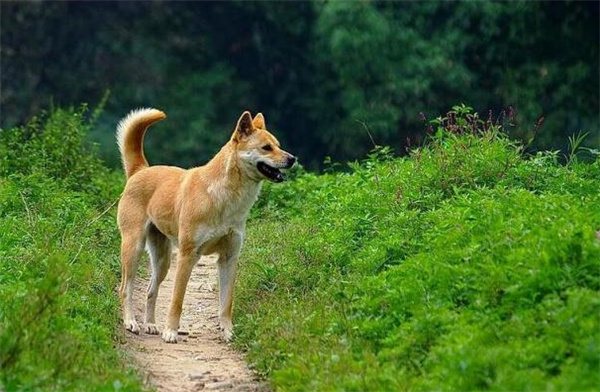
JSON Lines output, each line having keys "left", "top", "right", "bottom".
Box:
{"left": 285, "top": 155, "right": 297, "bottom": 169}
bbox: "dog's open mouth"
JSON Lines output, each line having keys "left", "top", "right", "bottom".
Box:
{"left": 257, "top": 162, "right": 284, "bottom": 183}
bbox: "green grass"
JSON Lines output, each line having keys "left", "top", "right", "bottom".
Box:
{"left": 1, "top": 104, "right": 598, "bottom": 391}
{"left": 234, "top": 107, "right": 600, "bottom": 390}
{"left": 0, "top": 108, "right": 143, "bottom": 391}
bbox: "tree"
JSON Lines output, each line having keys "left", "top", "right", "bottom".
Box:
{"left": 1, "top": 1, "right": 597, "bottom": 169}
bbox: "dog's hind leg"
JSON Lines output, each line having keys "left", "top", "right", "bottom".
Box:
{"left": 144, "top": 224, "right": 171, "bottom": 335}
{"left": 119, "top": 227, "right": 146, "bottom": 334}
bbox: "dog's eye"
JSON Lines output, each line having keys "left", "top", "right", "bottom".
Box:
{"left": 262, "top": 144, "right": 273, "bottom": 151}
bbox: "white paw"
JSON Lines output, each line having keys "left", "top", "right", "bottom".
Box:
{"left": 145, "top": 323, "right": 160, "bottom": 335}
{"left": 219, "top": 318, "right": 233, "bottom": 342}
{"left": 124, "top": 318, "right": 140, "bottom": 335}
{"left": 162, "top": 328, "right": 178, "bottom": 343}
{"left": 222, "top": 328, "right": 233, "bottom": 342}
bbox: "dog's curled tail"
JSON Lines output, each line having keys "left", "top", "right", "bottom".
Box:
{"left": 116, "top": 108, "right": 166, "bottom": 178}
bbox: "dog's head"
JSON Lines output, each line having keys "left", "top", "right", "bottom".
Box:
{"left": 231, "top": 111, "right": 296, "bottom": 183}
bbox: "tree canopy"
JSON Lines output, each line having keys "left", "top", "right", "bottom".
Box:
{"left": 2, "top": 1, "right": 598, "bottom": 169}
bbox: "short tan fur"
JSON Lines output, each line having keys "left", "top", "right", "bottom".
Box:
{"left": 116, "top": 108, "right": 295, "bottom": 342}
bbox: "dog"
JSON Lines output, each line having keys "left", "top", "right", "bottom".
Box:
{"left": 116, "top": 109, "right": 295, "bottom": 343}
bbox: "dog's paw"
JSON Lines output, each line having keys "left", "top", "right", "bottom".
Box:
{"left": 222, "top": 328, "right": 233, "bottom": 342}
{"left": 219, "top": 318, "right": 234, "bottom": 342}
{"left": 124, "top": 318, "right": 140, "bottom": 335}
{"left": 162, "top": 328, "right": 178, "bottom": 343}
{"left": 145, "top": 323, "right": 160, "bottom": 335}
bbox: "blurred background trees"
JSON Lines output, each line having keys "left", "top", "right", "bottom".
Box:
{"left": 1, "top": 1, "right": 598, "bottom": 169}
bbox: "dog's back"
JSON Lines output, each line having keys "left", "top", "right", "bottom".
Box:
{"left": 116, "top": 108, "right": 295, "bottom": 342}
{"left": 118, "top": 166, "right": 185, "bottom": 240}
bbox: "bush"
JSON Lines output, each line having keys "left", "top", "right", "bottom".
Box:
{"left": 0, "top": 105, "right": 121, "bottom": 200}
{"left": 0, "top": 109, "right": 141, "bottom": 391}
{"left": 234, "top": 106, "right": 600, "bottom": 390}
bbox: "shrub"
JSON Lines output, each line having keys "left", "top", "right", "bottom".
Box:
{"left": 0, "top": 109, "right": 141, "bottom": 391}
{"left": 0, "top": 105, "right": 119, "bottom": 199}
{"left": 234, "top": 106, "right": 600, "bottom": 390}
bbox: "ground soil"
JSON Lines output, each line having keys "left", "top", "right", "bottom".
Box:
{"left": 123, "top": 254, "right": 269, "bottom": 392}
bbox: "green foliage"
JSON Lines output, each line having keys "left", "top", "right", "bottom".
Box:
{"left": 0, "top": 110, "right": 141, "bottom": 391}
{"left": 567, "top": 131, "right": 593, "bottom": 165}
{"left": 234, "top": 107, "right": 600, "bottom": 390}
{"left": 2, "top": 2, "right": 598, "bottom": 168}
{"left": 0, "top": 105, "right": 120, "bottom": 201}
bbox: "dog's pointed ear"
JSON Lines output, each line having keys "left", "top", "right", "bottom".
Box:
{"left": 252, "top": 113, "right": 266, "bottom": 130}
{"left": 234, "top": 111, "right": 255, "bottom": 140}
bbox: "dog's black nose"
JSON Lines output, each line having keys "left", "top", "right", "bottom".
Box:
{"left": 286, "top": 155, "right": 297, "bottom": 168}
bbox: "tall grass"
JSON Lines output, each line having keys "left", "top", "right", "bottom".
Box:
{"left": 2, "top": 104, "right": 597, "bottom": 391}
{"left": 235, "top": 106, "right": 600, "bottom": 390}
{"left": 0, "top": 107, "right": 142, "bottom": 391}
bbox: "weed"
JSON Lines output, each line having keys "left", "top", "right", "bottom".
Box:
{"left": 234, "top": 107, "right": 600, "bottom": 391}
{"left": 567, "top": 130, "right": 590, "bottom": 165}
{"left": 0, "top": 109, "right": 142, "bottom": 391}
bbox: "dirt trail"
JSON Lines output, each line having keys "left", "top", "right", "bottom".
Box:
{"left": 124, "top": 254, "right": 268, "bottom": 392}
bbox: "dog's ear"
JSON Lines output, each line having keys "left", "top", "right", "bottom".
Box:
{"left": 234, "top": 111, "right": 255, "bottom": 140}
{"left": 252, "top": 113, "right": 266, "bottom": 130}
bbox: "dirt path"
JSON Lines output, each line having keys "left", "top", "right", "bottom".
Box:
{"left": 124, "top": 254, "right": 268, "bottom": 392}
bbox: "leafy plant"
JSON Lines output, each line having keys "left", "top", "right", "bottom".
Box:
{"left": 0, "top": 109, "right": 142, "bottom": 391}
{"left": 566, "top": 130, "right": 590, "bottom": 165}
{"left": 234, "top": 107, "right": 600, "bottom": 391}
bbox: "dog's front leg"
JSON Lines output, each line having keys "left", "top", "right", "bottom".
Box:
{"left": 217, "top": 230, "right": 243, "bottom": 342}
{"left": 162, "top": 247, "right": 196, "bottom": 343}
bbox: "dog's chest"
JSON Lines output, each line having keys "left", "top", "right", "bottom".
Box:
{"left": 197, "top": 182, "right": 261, "bottom": 245}
{"left": 226, "top": 185, "right": 260, "bottom": 221}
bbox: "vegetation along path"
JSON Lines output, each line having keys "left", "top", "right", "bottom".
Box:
{"left": 125, "top": 253, "right": 267, "bottom": 392}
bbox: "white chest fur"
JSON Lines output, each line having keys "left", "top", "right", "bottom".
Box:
{"left": 195, "top": 180, "right": 262, "bottom": 249}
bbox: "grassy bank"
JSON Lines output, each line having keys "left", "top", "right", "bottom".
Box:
{"left": 235, "top": 108, "right": 600, "bottom": 390}
{"left": 0, "top": 108, "right": 142, "bottom": 391}
{"left": 2, "top": 105, "right": 598, "bottom": 391}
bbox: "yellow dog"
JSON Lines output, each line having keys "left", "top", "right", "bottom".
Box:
{"left": 116, "top": 109, "right": 295, "bottom": 342}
